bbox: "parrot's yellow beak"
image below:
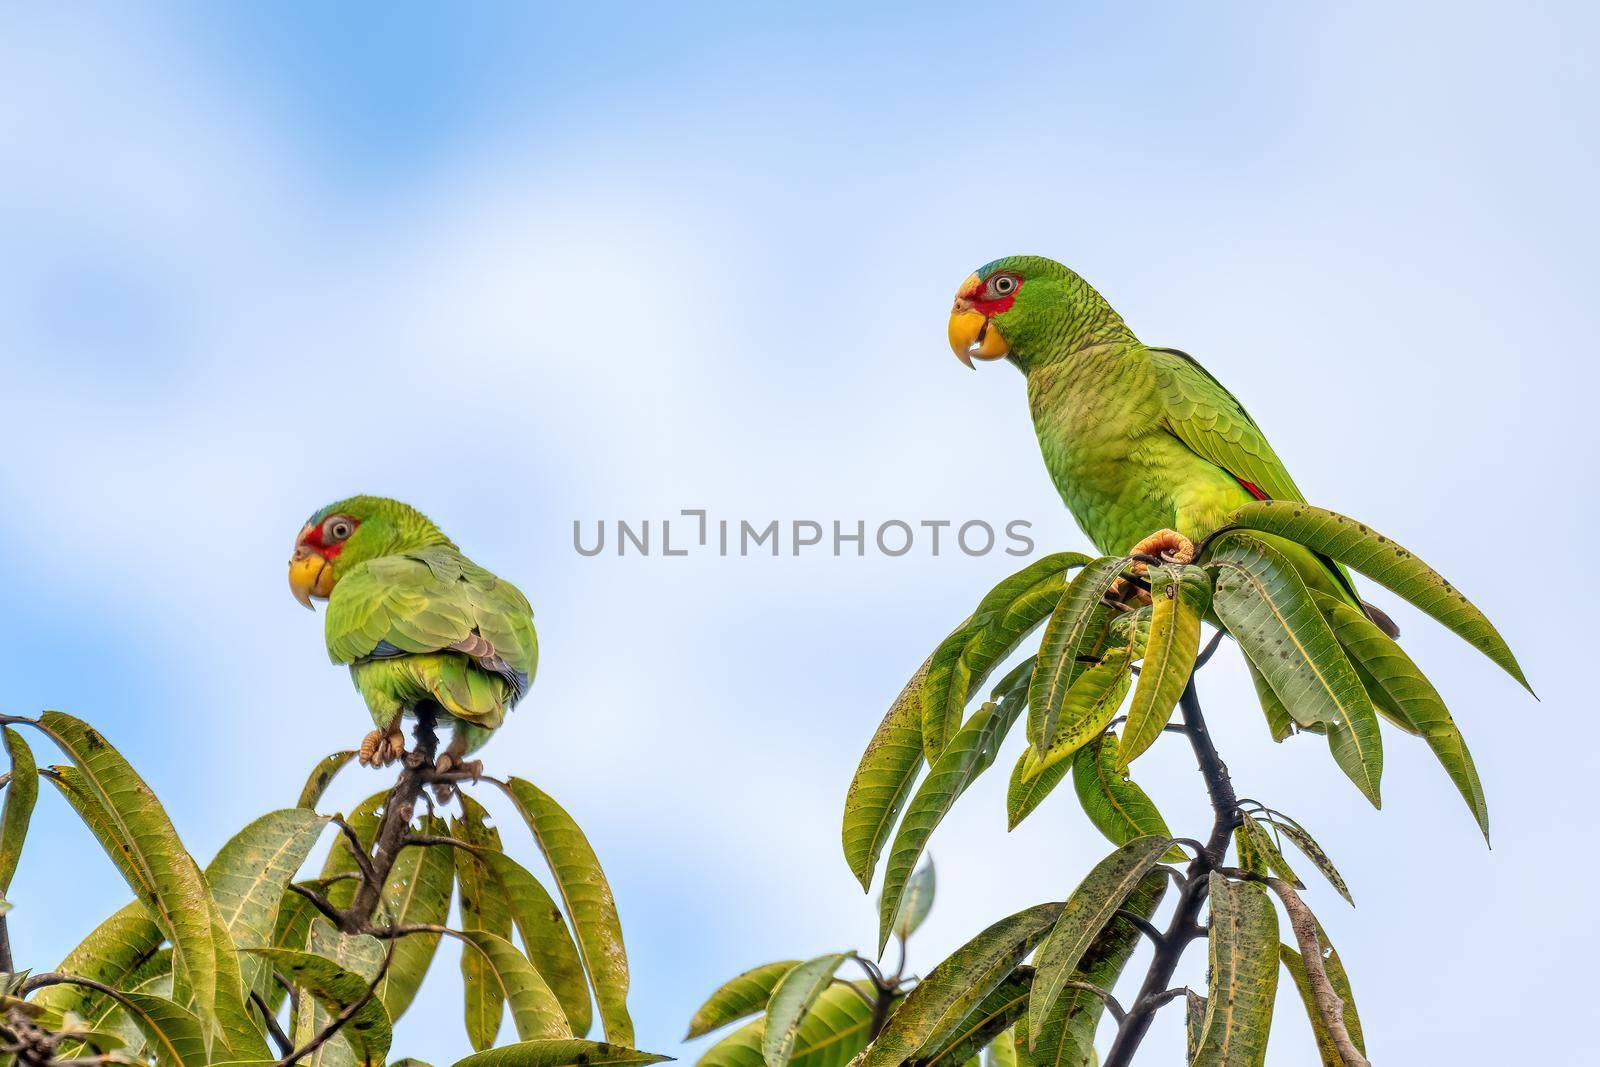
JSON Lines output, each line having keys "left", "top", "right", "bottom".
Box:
{"left": 289, "top": 542, "right": 334, "bottom": 610}
{"left": 948, "top": 276, "right": 1010, "bottom": 368}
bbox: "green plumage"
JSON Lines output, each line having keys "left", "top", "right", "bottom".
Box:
{"left": 973, "top": 256, "right": 1370, "bottom": 614}
{"left": 308, "top": 496, "right": 537, "bottom": 755}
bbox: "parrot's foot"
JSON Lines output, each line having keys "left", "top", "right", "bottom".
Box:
{"left": 1107, "top": 577, "right": 1153, "bottom": 610}
{"left": 430, "top": 752, "right": 484, "bottom": 803}
{"left": 1127, "top": 529, "right": 1196, "bottom": 575}
{"left": 358, "top": 728, "right": 407, "bottom": 768}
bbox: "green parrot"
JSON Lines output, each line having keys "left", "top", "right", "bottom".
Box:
{"left": 946, "top": 254, "right": 1397, "bottom": 637}
{"left": 287, "top": 495, "right": 538, "bottom": 776}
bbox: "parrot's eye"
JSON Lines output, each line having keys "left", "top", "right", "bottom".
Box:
{"left": 325, "top": 517, "right": 355, "bottom": 542}
{"left": 988, "top": 274, "right": 1019, "bottom": 297}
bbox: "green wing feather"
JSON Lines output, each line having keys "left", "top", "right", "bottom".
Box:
{"left": 1149, "top": 347, "right": 1306, "bottom": 505}
{"left": 325, "top": 545, "right": 538, "bottom": 720}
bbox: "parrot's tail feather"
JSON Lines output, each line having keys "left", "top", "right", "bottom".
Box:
{"left": 1362, "top": 600, "right": 1401, "bottom": 639}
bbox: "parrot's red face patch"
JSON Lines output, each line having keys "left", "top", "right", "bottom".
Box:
{"left": 964, "top": 271, "right": 1023, "bottom": 318}
{"left": 298, "top": 515, "right": 360, "bottom": 560}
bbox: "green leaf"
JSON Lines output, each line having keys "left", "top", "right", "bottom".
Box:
{"left": 1027, "top": 872, "right": 1165, "bottom": 1067}
{"left": 1186, "top": 991, "right": 1206, "bottom": 1064}
{"left": 909, "top": 967, "right": 1031, "bottom": 1067}
{"left": 1027, "top": 836, "right": 1171, "bottom": 1041}
{"left": 1324, "top": 695, "right": 1384, "bottom": 810}
{"left": 1017, "top": 650, "right": 1131, "bottom": 785}
{"left": 1004, "top": 750, "right": 1070, "bottom": 832}
{"left": 925, "top": 554, "right": 1088, "bottom": 759}
{"left": 105, "top": 991, "right": 209, "bottom": 1067}
{"left": 374, "top": 814, "right": 455, "bottom": 1024}
{"left": 456, "top": 798, "right": 517, "bottom": 1051}
{"left": 984, "top": 1031, "right": 1016, "bottom": 1067}
{"left": 497, "top": 777, "right": 631, "bottom": 1044}
{"left": 862, "top": 903, "right": 1061, "bottom": 1067}
{"left": 1119, "top": 566, "right": 1208, "bottom": 768}
{"left": 291, "top": 920, "right": 384, "bottom": 1067}
{"left": 207, "top": 808, "right": 329, "bottom": 997}
{"left": 762, "top": 953, "right": 850, "bottom": 1067}
{"left": 843, "top": 657, "right": 929, "bottom": 891}
{"left": 30, "top": 900, "right": 163, "bottom": 1023}
{"left": 893, "top": 860, "right": 937, "bottom": 941}
{"left": 297, "top": 751, "right": 358, "bottom": 810}
{"left": 1227, "top": 500, "right": 1531, "bottom": 692}
{"left": 1028, "top": 557, "right": 1127, "bottom": 750}
{"left": 1234, "top": 815, "right": 1300, "bottom": 887}
{"left": 1070, "top": 734, "right": 1185, "bottom": 863}
{"left": 686, "top": 961, "right": 801, "bottom": 1040}
{"left": 1280, "top": 926, "right": 1365, "bottom": 1066}
{"left": 1192, "top": 875, "right": 1279, "bottom": 1067}
{"left": 450, "top": 928, "right": 572, "bottom": 1043}
{"left": 697, "top": 983, "right": 879, "bottom": 1067}
{"left": 1314, "top": 590, "right": 1489, "bottom": 840}
{"left": 1207, "top": 536, "right": 1376, "bottom": 733}
{"left": 1244, "top": 659, "right": 1293, "bottom": 742}
{"left": 0, "top": 727, "right": 38, "bottom": 894}
{"left": 248, "top": 947, "right": 393, "bottom": 1065}
{"left": 1255, "top": 811, "right": 1352, "bottom": 906}
{"left": 452, "top": 1040, "right": 671, "bottom": 1067}
{"left": 878, "top": 702, "right": 1021, "bottom": 953}
{"left": 30, "top": 711, "right": 249, "bottom": 1054}
{"left": 480, "top": 849, "right": 593, "bottom": 1037}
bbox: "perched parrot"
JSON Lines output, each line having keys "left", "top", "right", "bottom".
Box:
{"left": 287, "top": 495, "right": 537, "bottom": 778}
{"left": 946, "top": 254, "right": 1397, "bottom": 637}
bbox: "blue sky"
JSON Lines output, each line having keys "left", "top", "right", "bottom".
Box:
{"left": 1, "top": 3, "right": 1594, "bottom": 1064}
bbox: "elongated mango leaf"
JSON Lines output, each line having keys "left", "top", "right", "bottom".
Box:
{"left": 926, "top": 553, "right": 1088, "bottom": 758}
{"left": 862, "top": 903, "right": 1062, "bottom": 1067}
{"left": 1027, "top": 837, "right": 1171, "bottom": 1041}
{"left": 30, "top": 900, "right": 162, "bottom": 1022}
{"left": 1005, "top": 750, "right": 1070, "bottom": 832}
{"left": 1186, "top": 991, "right": 1206, "bottom": 1064}
{"left": 1027, "top": 872, "right": 1165, "bottom": 1067}
{"left": 208, "top": 808, "right": 329, "bottom": 997}
{"left": 1028, "top": 557, "right": 1127, "bottom": 749}
{"left": 497, "top": 778, "right": 630, "bottom": 1044}
{"left": 28, "top": 712, "right": 233, "bottom": 1049}
{"left": 1017, "top": 650, "right": 1131, "bottom": 785}
{"left": 893, "top": 860, "right": 937, "bottom": 941}
{"left": 1070, "top": 734, "right": 1185, "bottom": 862}
{"left": 480, "top": 850, "right": 592, "bottom": 1037}
{"left": 1234, "top": 815, "right": 1300, "bottom": 887}
{"left": 297, "top": 750, "right": 358, "bottom": 810}
{"left": 1314, "top": 590, "right": 1488, "bottom": 839}
{"left": 1192, "top": 875, "right": 1279, "bottom": 1067}
{"left": 1324, "top": 694, "right": 1383, "bottom": 810}
{"left": 373, "top": 814, "right": 455, "bottom": 1023}
{"left": 1227, "top": 500, "right": 1530, "bottom": 692}
{"left": 686, "top": 960, "right": 800, "bottom": 1039}
{"left": 1280, "top": 926, "right": 1365, "bottom": 1066}
{"left": 450, "top": 928, "right": 573, "bottom": 1043}
{"left": 1207, "top": 536, "right": 1376, "bottom": 734}
{"left": 1119, "top": 566, "right": 1208, "bottom": 767}
{"left": 109, "top": 990, "right": 211, "bottom": 1067}
{"left": 984, "top": 1030, "right": 1016, "bottom": 1067}
{"left": 909, "top": 967, "right": 1031, "bottom": 1067}
{"left": 453, "top": 1040, "right": 670, "bottom": 1067}
{"left": 878, "top": 701, "right": 1021, "bottom": 953}
{"left": 1256, "top": 811, "right": 1352, "bottom": 906}
{"left": 697, "top": 982, "right": 880, "bottom": 1067}
{"left": 249, "top": 947, "right": 392, "bottom": 1065}
{"left": 843, "top": 657, "right": 930, "bottom": 891}
{"left": 293, "top": 920, "right": 384, "bottom": 1067}
{"left": 1245, "top": 659, "right": 1293, "bottom": 742}
{"left": 456, "top": 799, "right": 517, "bottom": 1051}
{"left": 762, "top": 953, "right": 850, "bottom": 1067}
{"left": 0, "top": 727, "right": 37, "bottom": 893}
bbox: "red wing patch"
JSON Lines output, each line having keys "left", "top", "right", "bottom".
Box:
{"left": 1236, "top": 478, "right": 1270, "bottom": 501}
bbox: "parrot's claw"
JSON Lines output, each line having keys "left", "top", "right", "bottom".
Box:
{"left": 357, "top": 728, "right": 407, "bottom": 768}
{"left": 429, "top": 753, "right": 484, "bottom": 803}
{"left": 1127, "top": 529, "right": 1196, "bottom": 576}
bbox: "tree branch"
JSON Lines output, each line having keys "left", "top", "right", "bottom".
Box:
{"left": 1064, "top": 980, "right": 1125, "bottom": 1024}
{"left": 340, "top": 710, "right": 441, "bottom": 929}
{"left": 1101, "top": 675, "right": 1241, "bottom": 1067}
{"left": 250, "top": 989, "right": 294, "bottom": 1058}
{"left": 1268, "top": 878, "right": 1370, "bottom": 1067}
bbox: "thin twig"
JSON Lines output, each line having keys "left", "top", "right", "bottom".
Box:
{"left": 1113, "top": 909, "right": 1165, "bottom": 947}
{"left": 1267, "top": 878, "right": 1370, "bottom": 1067}
{"left": 287, "top": 883, "right": 352, "bottom": 934}
{"left": 250, "top": 989, "right": 294, "bottom": 1058}
{"left": 329, "top": 816, "right": 380, "bottom": 885}
{"left": 1193, "top": 627, "right": 1227, "bottom": 669}
{"left": 276, "top": 937, "right": 395, "bottom": 1066}
{"left": 1063, "top": 980, "right": 1125, "bottom": 1024}
{"left": 831, "top": 977, "right": 877, "bottom": 1009}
